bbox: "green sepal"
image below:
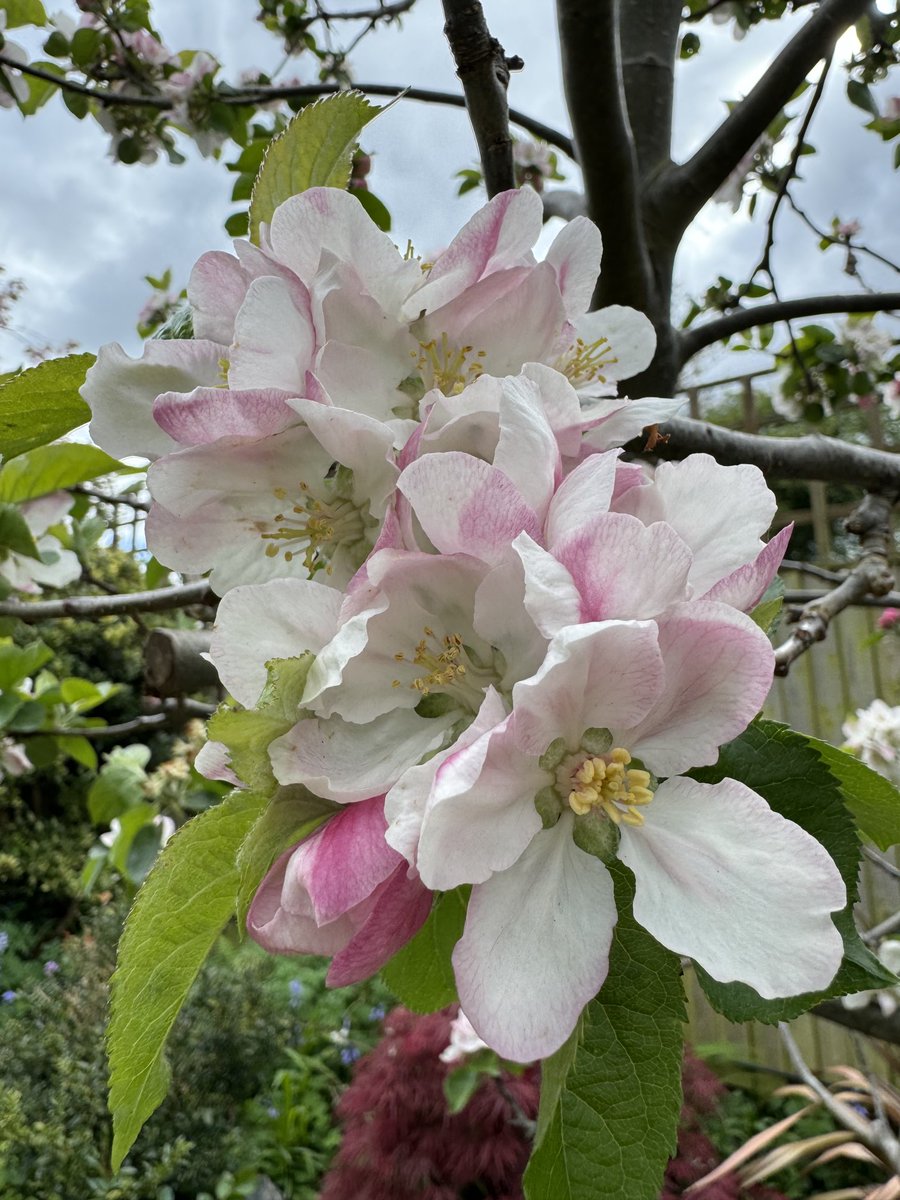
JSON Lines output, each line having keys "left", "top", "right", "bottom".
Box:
{"left": 534, "top": 785, "right": 562, "bottom": 829}
{"left": 538, "top": 736, "right": 568, "bottom": 772}
{"left": 581, "top": 727, "right": 613, "bottom": 755}
{"left": 572, "top": 808, "right": 620, "bottom": 863}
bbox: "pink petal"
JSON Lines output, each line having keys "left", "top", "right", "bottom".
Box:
{"left": 544, "top": 216, "right": 602, "bottom": 320}
{"left": 327, "top": 864, "right": 433, "bottom": 987}
{"left": 228, "top": 275, "right": 316, "bottom": 393}
{"left": 544, "top": 450, "right": 619, "bottom": 548}
{"left": 187, "top": 250, "right": 249, "bottom": 345}
{"left": 153, "top": 387, "right": 298, "bottom": 445}
{"left": 619, "top": 776, "right": 846, "bottom": 998}
{"left": 303, "top": 795, "right": 398, "bottom": 925}
{"left": 702, "top": 524, "right": 793, "bottom": 611}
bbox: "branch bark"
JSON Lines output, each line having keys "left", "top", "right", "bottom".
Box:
{"left": 144, "top": 629, "right": 218, "bottom": 697}
{"left": 774, "top": 492, "right": 897, "bottom": 675}
{"left": 815, "top": 999, "right": 900, "bottom": 1047}
{"left": 633, "top": 416, "right": 900, "bottom": 490}
{"left": 556, "top": 0, "right": 654, "bottom": 312}
{"left": 679, "top": 290, "right": 900, "bottom": 363}
{"left": 441, "top": 0, "right": 517, "bottom": 197}
{"left": 23, "top": 698, "right": 216, "bottom": 740}
{"left": 655, "top": 0, "right": 872, "bottom": 234}
{"left": 0, "top": 580, "right": 215, "bottom": 623}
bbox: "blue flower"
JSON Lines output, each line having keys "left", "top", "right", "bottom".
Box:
{"left": 0, "top": 931, "right": 8, "bottom": 953}
{"left": 43, "top": 960, "right": 60, "bottom": 977}
{"left": 340, "top": 1046, "right": 361, "bottom": 1065}
{"left": 368, "top": 1005, "right": 386, "bottom": 1022}
{"left": 1, "top": 990, "right": 16, "bottom": 1004}
{"left": 288, "top": 978, "right": 304, "bottom": 1007}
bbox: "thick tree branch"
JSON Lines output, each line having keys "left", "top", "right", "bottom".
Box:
{"left": 638, "top": 416, "right": 900, "bottom": 490}
{"left": 144, "top": 629, "right": 218, "bottom": 696}
{"left": 0, "top": 56, "right": 574, "bottom": 156}
{"left": 618, "top": 0, "right": 682, "bottom": 182}
{"left": 815, "top": 1000, "right": 900, "bottom": 1046}
{"left": 655, "top": 0, "right": 872, "bottom": 234}
{"left": 774, "top": 492, "right": 897, "bottom": 675}
{"left": 784, "top": 588, "right": 900, "bottom": 606}
{"left": 440, "top": 0, "right": 517, "bottom": 197}
{"left": 0, "top": 580, "right": 214, "bottom": 622}
{"left": 556, "top": 0, "right": 654, "bottom": 311}
{"left": 679, "top": 290, "right": 900, "bottom": 362}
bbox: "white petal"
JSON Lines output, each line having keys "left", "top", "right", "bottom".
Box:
{"left": 454, "top": 815, "right": 616, "bottom": 1061}
{"left": 229, "top": 275, "right": 315, "bottom": 393}
{"left": 544, "top": 216, "right": 602, "bottom": 320}
{"left": 572, "top": 305, "right": 657, "bottom": 383}
{"left": 581, "top": 395, "right": 686, "bottom": 451}
{"left": 618, "top": 776, "right": 846, "bottom": 998}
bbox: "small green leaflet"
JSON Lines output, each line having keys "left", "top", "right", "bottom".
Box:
{"left": 381, "top": 886, "right": 469, "bottom": 1012}
{"left": 800, "top": 731, "right": 900, "bottom": 852}
{"left": 107, "top": 789, "right": 265, "bottom": 1170}
{"left": 0, "top": 353, "right": 94, "bottom": 461}
{"left": 0, "top": 502, "right": 40, "bottom": 560}
{"left": 690, "top": 718, "right": 893, "bottom": 1024}
{"left": 0, "top": 442, "right": 124, "bottom": 503}
{"left": 235, "top": 784, "right": 337, "bottom": 930}
{"left": 0, "top": 0, "right": 46, "bottom": 28}
{"left": 248, "top": 91, "right": 384, "bottom": 244}
{"left": 524, "top": 867, "right": 685, "bottom": 1200}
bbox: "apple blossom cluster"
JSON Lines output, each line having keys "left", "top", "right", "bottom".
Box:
{"left": 84, "top": 186, "right": 846, "bottom": 1062}
{"left": 843, "top": 698, "right": 900, "bottom": 786}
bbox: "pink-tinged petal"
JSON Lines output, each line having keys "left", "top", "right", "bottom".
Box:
{"left": 407, "top": 187, "right": 543, "bottom": 315}
{"left": 514, "top": 532, "right": 583, "bottom": 639}
{"left": 702, "top": 524, "right": 793, "bottom": 611}
{"left": 187, "top": 250, "right": 249, "bottom": 344}
{"left": 83, "top": 339, "right": 225, "bottom": 460}
{"left": 612, "top": 460, "right": 647, "bottom": 502}
{"left": 153, "top": 386, "right": 297, "bottom": 445}
{"left": 270, "top": 708, "right": 454, "bottom": 802}
{"left": 229, "top": 275, "right": 315, "bottom": 393}
{"left": 304, "top": 795, "right": 398, "bottom": 924}
{"left": 511, "top": 620, "right": 666, "bottom": 756}
{"left": 520, "top": 363, "right": 585, "bottom": 461}
{"left": 555, "top": 513, "right": 693, "bottom": 621}
{"left": 619, "top": 776, "right": 845, "bottom": 998}
{"left": 385, "top": 687, "right": 509, "bottom": 867}
{"left": 544, "top": 216, "right": 602, "bottom": 320}
{"left": 327, "top": 865, "right": 433, "bottom": 987}
{"left": 571, "top": 305, "right": 656, "bottom": 384}
{"left": 421, "top": 716, "right": 545, "bottom": 890}
{"left": 398, "top": 453, "right": 541, "bottom": 565}
{"left": 626, "top": 602, "right": 774, "bottom": 776}
{"left": 454, "top": 816, "right": 616, "bottom": 1061}
{"left": 268, "top": 188, "right": 419, "bottom": 313}
{"left": 194, "top": 739, "right": 241, "bottom": 787}
{"left": 614, "top": 455, "right": 777, "bottom": 596}
{"left": 247, "top": 845, "right": 355, "bottom": 956}
{"left": 473, "top": 550, "right": 548, "bottom": 686}
{"left": 20, "top": 491, "right": 72, "bottom": 535}
{"left": 544, "top": 450, "right": 619, "bottom": 548}
{"left": 581, "top": 395, "right": 686, "bottom": 451}
{"left": 209, "top": 578, "right": 341, "bottom": 706}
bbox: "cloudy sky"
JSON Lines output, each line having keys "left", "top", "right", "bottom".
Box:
{"left": 1, "top": 0, "right": 898, "bottom": 382}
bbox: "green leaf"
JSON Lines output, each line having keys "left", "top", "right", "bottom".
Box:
{"left": 125, "top": 821, "right": 165, "bottom": 885}
{"left": 224, "top": 209, "right": 250, "bottom": 237}
{"left": 690, "top": 719, "right": 890, "bottom": 1022}
{"left": 847, "top": 79, "right": 879, "bottom": 117}
{"left": 57, "top": 734, "right": 97, "bottom": 770}
{"left": 234, "top": 784, "right": 336, "bottom": 930}
{"left": 20, "top": 59, "right": 63, "bottom": 114}
{"left": 0, "top": 638, "right": 52, "bottom": 690}
{"left": 207, "top": 654, "right": 314, "bottom": 794}
{"left": 381, "top": 886, "right": 469, "bottom": 1012}
{"left": 0, "top": 0, "right": 46, "bottom": 27}
{"left": 248, "top": 91, "right": 383, "bottom": 244}
{"left": 799, "top": 732, "right": 900, "bottom": 852}
{"left": 532, "top": 1018, "right": 581, "bottom": 1150}
{"left": 749, "top": 575, "right": 784, "bottom": 635}
{"left": 0, "top": 442, "right": 124, "bottom": 503}
{"left": 107, "top": 789, "right": 265, "bottom": 1169}
{"left": 0, "top": 502, "right": 40, "bottom": 559}
{"left": 524, "top": 867, "right": 685, "bottom": 1200}
{"left": 87, "top": 744, "right": 152, "bottom": 824}
{"left": 443, "top": 1065, "right": 483, "bottom": 1114}
{"left": 353, "top": 187, "right": 392, "bottom": 231}
{"left": 108, "top": 803, "right": 159, "bottom": 875}
{"left": 0, "top": 353, "right": 94, "bottom": 461}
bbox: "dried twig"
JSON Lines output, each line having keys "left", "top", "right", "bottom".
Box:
{"left": 773, "top": 492, "right": 897, "bottom": 675}
{"left": 0, "top": 580, "right": 215, "bottom": 622}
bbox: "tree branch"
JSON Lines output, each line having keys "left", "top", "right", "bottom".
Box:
{"left": 815, "top": 999, "right": 900, "bottom": 1046}
{"left": 72, "top": 483, "right": 150, "bottom": 512}
{"left": 22, "top": 698, "right": 216, "bottom": 740}
{"left": 316, "top": 0, "right": 416, "bottom": 19}
{"left": 774, "top": 492, "right": 897, "bottom": 675}
{"left": 784, "top": 588, "right": 900, "bottom": 607}
{"left": 618, "top": 0, "right": 682, "bottom": 183}
{"left": 655, "top": 0, "right": 872, "bottom": 234}
{"left": 638, "top": 415, "right": 900, "bottom": 490}
{"left": 440, "top": 0, "right": 517, "bottom": 197}
{"left": 556, "top": 0, "right": 654, "bottom": 311}
{"left": 679, "top": 290, "right": 900, "bottom": 362}
{"left": 787, "top": 193, "right": 900, "bottom": 277}
{"left": 0, "top": 580, "right": 215, "bottom": 623}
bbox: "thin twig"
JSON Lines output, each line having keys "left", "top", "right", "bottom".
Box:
{"left": 865, "top": 909, "right": 900, "bottom": 947}
{"left": 864, "top": 847, "right": 900, "bottom": 883}
{"left": 0, "top": 580, "right": 215, "bottom": 622}
{"left": 19, "top": 698, "right": 216, "bottom": 740}
{"left": 779, "top": 1023, "right": 900, "bottom": 1175}
{"left": 784, "top": 588, "right": 900, "bottom": 607}
{"left": 441, "top": 0, "right": 517, "bottom": 197}
{"left": 72, "top": 483, "right": 150, "bottom": 512}
{"left": 315, "top": 0, "right": 416, "bottom": 19}
{"left": 787, "top": 194, "right": 900, "bottom": 277}
{"left": 773, "top": 492, "right": 897, "bottom": 675}
{"left": 782, "top": 559, "right": 850, "bottom": 583}
{"left": 492, "top": 1076, "right": 537, "bottom": 1140}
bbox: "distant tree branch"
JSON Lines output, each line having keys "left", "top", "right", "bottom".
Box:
{"left": 440, "top": 0, "right": 517, "bottom": 197}
{"left": 72, "top": 483, "right": 150, "bottom": 512}
{"left": 784, "top": 588, "right": 900, "bottom": 607}
{"left": 774, "top": 492, "right": 897, "bottom": 675}
{"left": 656, "top": 0, "right": 872, "bottom": 234}
{"left": 0, "top": 580, "right": 214, "bottom": 622}
{"left": 556, "top": 0, "right": 654, "bottom": 311}
{"left": 25, "top": 698, "right": 216, "bottom": 740}
{"left": 639, "top": 415, "right": 900, "bottom": 490}
{"left": 679, "top": 290, "right": 900, "bottom": 361}
{"left": 0, "top": 54, "right": 574, "bottom": 156}
{"left": 787, "top": 194, "right": 900, "bottom": 277}
{"left": 316, "top": 0, "right": 416, "bottom": 19}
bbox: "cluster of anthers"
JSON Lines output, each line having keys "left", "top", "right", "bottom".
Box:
{"left": 412, "top": 333, "right": 488, "bottom": 395}
{"left": 560, "top": 334, "right": 620, "bottom": 388}
{"left": 566, "top": 749, "right": 654, "bottom": 825}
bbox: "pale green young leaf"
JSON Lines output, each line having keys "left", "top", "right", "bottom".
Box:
{"left": 0, "top": 502, "right": 40, "bottom": 559}
{"left": 0, "top": 0, "right": 46, "bottom": 27}
{"left": 0, "top": 353, "right": 95, "bottom": 461}
{"left": 0, "top": 442, "right": 124, "bottom": 503}
{"left": 107, "top": 789, "right": 265, "bottom": 1170}
{"left": 249, "top": 91, "right": 382, "bottom": 244}
{"left": 381, "top": 886, "right": 469, "bottom": 1012}
{"left": 524, "top": 867, "right": 685, "bottom": 1200}
{"left": 798, "top": 731, "right": 900, "bottom": 852}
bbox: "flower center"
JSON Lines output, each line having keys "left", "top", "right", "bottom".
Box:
{"left": 560, "top": 747, "right": 653, "bottom": 827}
{"left": 391, "top": 625, "right": 496, "bottom": 712}
{"left": 258, "top": 480, "right": 367, "bottom": 576}
{"left": 559, "top": 335, "right": 619, "bottom": 387}
{"left": 411, "top": 332, "right": 488, "bottom": 396}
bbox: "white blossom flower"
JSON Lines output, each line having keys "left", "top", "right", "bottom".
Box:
{"left": 843, "top": 699, "right": 900, "bottom": 785}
